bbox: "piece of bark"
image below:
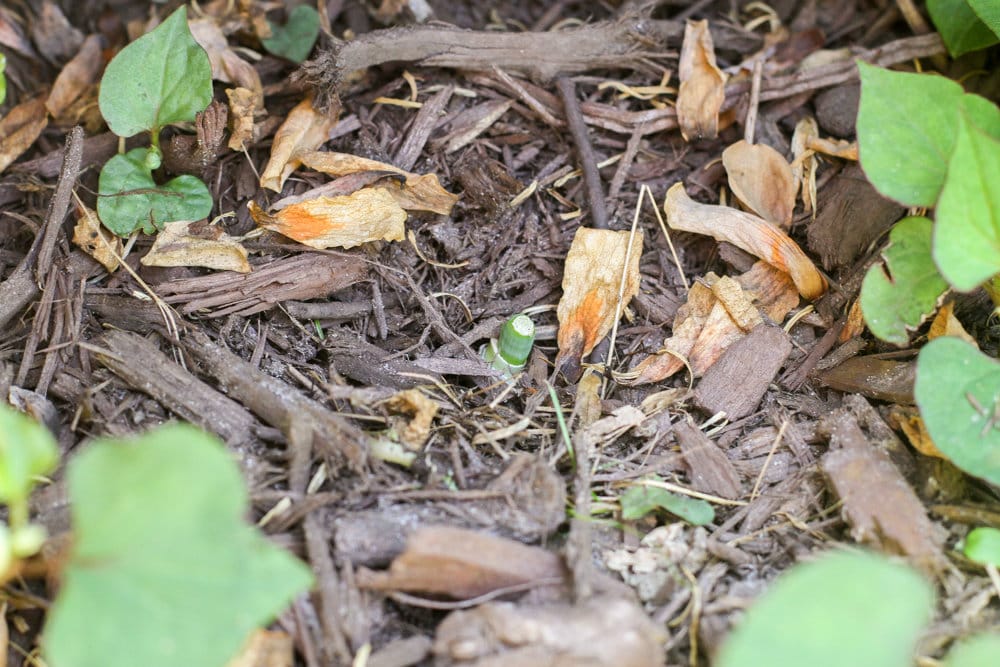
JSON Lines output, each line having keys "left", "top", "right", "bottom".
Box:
{"left": 694, "top": 324, "right": 792, "bottom": 420}
{"left": 179, "top": 328, "right": 367, "bottom": 471}
{"left": 94, "top": 329, "right": 259, "bottom": 447}
{"left": 674, "top": 418, "right": 742, "bottom": 500}
{"left": 821, "top": 411, "right": 946, "bottom": 574}
{"left": 368, "top": 637, "right": 432, "bottom": 667}
{"left": 814, "top": 82, "right": 860, "bottom": 138}
{"left": 432, "top": 595, "right": 664, "bottom": 667}
{"left": 322, "top": 327, "right": 443, "bottom": 390}
{"left": 807, "top": 165, "right": 903, "bottom": 270}
{"left": 156, "top": 251, "right": 368, "bottom": 317}
{"left": 356, "top": 526, "right": 567, "bottom": 599}
{"left": 818, "top": 355, "right": 915, "bottom": 405}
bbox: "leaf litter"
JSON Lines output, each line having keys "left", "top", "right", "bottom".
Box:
{"left": 0, "top": 1, "right": 993, "bottom": 665}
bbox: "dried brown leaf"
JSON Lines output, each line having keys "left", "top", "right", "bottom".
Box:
{"left": 225, "top": 630, "right": 293, "bottom": 667}
{"left": 0, "top": 96, "right": 48, "bottom": 174}
{"left": 556, "top": 228, "right": 643, "bottom": 378}
{"left": 734, "top": 260, "right": 800, "bottom": 322}
{"left": 72, "top": 202, "right": 121, "bottom": 272}
{"left": 141, "top": 220, "right": 251, "bottom": 273}
{"left": 677, "top": 20, "right": 726, "bottom": 142}
{"left": 928, "top": 301, "right": 976, "bottom": 346}
{"left": 189, "top": 18, "right": 264, "bottom": 108}
{"left": 357, "top": 526, "right": 566, "bottom": 599}
{"left": 260, "top": 97, "right": 337, "bottom": 192}
{"left": 248, "top": 188, "right": 406, "bottom": 249}
{"left": 46, "top": 34, "right": 103, "bottom": 120}
{"left": 791, "top": 116, "right": 819, "bottom": 216}
{"left": 226, "top": 87, "right": 257, "bottom": 151}
{"left": 384, "top": 389, "right": 440, "bottom": 450}
{"left": 298, "top": 150, "right": 458, "bottom": 215}
{"left": 664, "top": 182, "right": 826, "bottom": 299}
{"left": 723, "top": 140, "right": 796, "bottom": 228}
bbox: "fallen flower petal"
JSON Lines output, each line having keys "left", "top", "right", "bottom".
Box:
{"left": 141, "top": 219, "right": 251, "bottom": 274}
{"left": 722, "top": 139, "right": 796, "bottom": 229}
{"left": 677, "top": 20, "right": 726, "bottom": 142}
{"left": 260, "top": 97, "right": 337, "bottom": 192}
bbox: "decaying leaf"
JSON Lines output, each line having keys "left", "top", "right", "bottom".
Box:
{"left": 225, "top": 629, "right": 293, "bottom": 667}
{"left": 226, "top": 87, "right": 257, "bottom": 151}
{"left": 791, "top": 116, "right": 819, "bottom": 217}
{"left": 298, "top": 151, "right": 459, "bottom": 215}
{"left": 248, "top": 188, "right": 406, "bottom": 249}
{"left": 189, "top": 18, "right": 264, "bottom": 108}
{"left": 384, "top": 388, "right": 440, "bottom": 450}
{"left": 357, "top": 526, "right": 567, "bottom": 599}
{"left": 45, "top": 33, "right": 103, "bottom": 120}
{"left": 72, "top": 202, "right": 121, "bottom": 272}
{"left": 928, "top": 301, "right": 976, "bottom": 346}
{"left": 556, "top": 228, "right": 643, "bottom": 379}
{"left": 434, "top": 99, "right": 513, "bottom": 154}
{"left": 676, "top": 20, "right": 726, "bottom": 142}
{"left": 0, "top": 96, "right": 48, "bottom": 174}
{"left": 140, "top": 219, "right": 251, "bottom": 273}
{"left": 888, "top": 406, "right": 946, "bottom": 460}
{"left": 723, "top": 140, "right": 796, "bottom": 228}
{"left": 622, "top": 262, "right": 798, "bottom": 385}
{"left": 260, "top": 96, "right": 337, "bottom": 192}
{"left": 664, "top": 182, "right": 826, "bottom": 299}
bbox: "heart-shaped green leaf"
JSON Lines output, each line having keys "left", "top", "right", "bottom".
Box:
{"left": 945, "top": 634, "right": 1000, "bottom": 667}
{"left": 916, "top": 337, "right": 1000, "bottom": 486}
{"left": 0, "top": 403, "right": 58, "bottom": 506}
{"left": 964, "top": 527, "right": 1000, "bottom": 566}
{"left": 933, "top": 111, "right": 1000, "bottom": 291}
{"left": 620, "top": 478, "right": 714, "bottom": 525}
{"left": 969, "top": 0, "right": 1000, "bottom": 38}
{"left": 98, "top": 7, "right": 212, "bottom": 137}
{"left": 716, "top": 550, "right": 934, "bottom": 667}
{"left": 928, "top": 0, "right": 999, "bottom": 57}
{"left": 856, "top": 64, "right": 1000, "bottom": 208}
{"left": 44, "top": 424, "right": 314, "bottom": 667}
{"left": 261, "top": 5, "right": 320, "bottom": 64}
{"left": 98, "top": 148, "right": 213, "bottom": 236}
{"left": 860, "top": 216, "right": 948, "bottom": 345}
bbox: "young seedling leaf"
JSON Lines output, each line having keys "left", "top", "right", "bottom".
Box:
{"left": 860, "top": 216, "right": 947, "bottom": 345}
{"left": 0, "top": 403, "right": 58, "bottom": 506}
{"left": 716, "top": 550, "right": 934, "bottom": 667}
{"left": 44, "top": 424, "right": 314, "bottom": 667}
{"left": 963, "top": 527, "right": 1000, "bottom": 566}
{"left": 98, "top": 148, "right": 213, "bottom": 236}
{"left": 927, "top": 0, "right": 999, "bottom": 57}
{"left": 98, "top": 7, "right": 212, "bottom": 137}
{"left": 968, "top": 0, "right": 1000, "bottom": 39}
{"left": 934, "top": 112, "right": 1000, "bottom": 292}
{"left": 915, "top": 337, "right": 1000, "bottom": 486}
{"left": 261, "top": 5, "right": 320, "bottom": 63}
{"left": 620, "top": 480, "right": 714, "bottom": 525}
{"left": 945, "top": 634, "right": 1000, "bottom": 667}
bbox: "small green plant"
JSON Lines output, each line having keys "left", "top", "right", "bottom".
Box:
{"left": 481, "top": 313, "right": 536, "bottom": 378}
{"left": 0, "top": 53, "right": 7, "bottom": 106}
{"left": 927, "top": 0, "right": 1000, "bottom": 56}
{"left": 619, "top": 477, "right": 714, "bottom": 526}
{"left": 97, "top": 7, "right": 214, "bottom": 236}
{"left": 716, "top": 550, "right": 1000, "bottom": 667}
{"left": 856, "top": 57, "right": 1000, "bottom": 486}
{"left": 0, "top": 403, "right": 312, "bottom": 667}
{"left": 261, "top": 4, "right": 321, "bottom": 64}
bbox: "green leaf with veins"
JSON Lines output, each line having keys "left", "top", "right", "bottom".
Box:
{"left": 620, "top": 478, "right": 714, "bottom": 525}
{"left": 968, "top": 0, "right": 1000, "bottom": 39}
{"left": 928, "top": 0, "right": 999, "bottom": 57}
{"left": 261, "top": 5, "right": 320, "bottom": 64}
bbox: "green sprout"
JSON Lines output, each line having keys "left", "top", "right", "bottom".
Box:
{"left": 482, "top": 313, "right": 536, "bottom": 378}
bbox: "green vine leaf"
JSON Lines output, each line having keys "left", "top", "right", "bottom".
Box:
{"left": 915, "top": 337, "right": 1000, "bottom": 486}
{"left": 44, "top": 424, "right": 314, "bottom": 667}
{"left": 968, "top": 0, "right": 1000, "bottom": 39}
{"left": 964, "top": 527, "right": 1000, "bottom": 566}
{"left": 860, "top": 216, "right": 948, "bottom": 345}
{"left": 98, "top": 148, "right": 212, "bottom": 236}
{"left": 98, "top": 7, "right": 212, "bottom": 137}
{"left": 0, "top": 403, "right": 58, "bottom": 507}
{"left": 261, "top": 5, "right": 320, "bottom": 64}
{"left": 620, "top": 478, "right": 714, "bottom": 525}
{"left": 945, "top": 634, "right": 1000, "bottom": 667}
{"left": 928, "top": 0, "right": 999, "bottom": 57}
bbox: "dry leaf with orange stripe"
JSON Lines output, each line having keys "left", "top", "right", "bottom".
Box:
{"left": 556, "top": 228, "right": 643, "bottom": 380}
{"left": 248, "top": 188, "right": 406, "bottom": 249}
{"left": 677, "top": 20, "right": 726, "bottom": 142}
{"left": 260, "top": 97, "right": 337, "bottom": 192}
{"left": 298, "top": 150, "right": 459, "bottom": 216}
{"left": 141, "top": 219, "right": 251, "bottom": 273}
{"left": 664, "top": 183, "right": 826, "bottom": 300}
{"left": 722, "top": 140, "right": 796, "bottom": 229}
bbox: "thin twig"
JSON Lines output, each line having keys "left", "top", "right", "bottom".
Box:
{"left": 556, "top": 77, "right": 608, "bottom": 230}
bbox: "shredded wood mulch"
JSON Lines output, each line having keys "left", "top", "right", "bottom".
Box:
{"left": 2, "top": 1, "right": 999, "bottom": 665}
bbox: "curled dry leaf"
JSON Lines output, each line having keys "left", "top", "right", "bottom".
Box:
{"left": 722, "top": 140, "right": 796, "bottom": 228}
{"left": 384, "top": 388, "right": 440, "bottom": 450}
{"left": 189, "top": 18, "right": 264, "bottom": 108}
{"left": 791, "top": 116, "right": 819, "bottom": 217}
{"left": 140, "top": 219, "right": 251, "bottom": 273}
{"left": 556, "top": 228, "right": 643, "bottom": 379}
{"left": 45, "top": 33, "right": 103, "bottom": 120}
{"left": 0, "top": 96, "right": 48, "bottom": 174}
{"left": 928, "top": 301, "right": 976, "bottom": 346}
{"left": 664, "top": 182, "right": 826, "bottom": 299}
{"left": 225, "top": 87, "right": 257, "bottom": 151}
{"left": 248, "top": 188, "right": 406, "bottom": 249}
{"left": 260, "top": 96, "right": 337, "bottom": 192}
{"left": 72, "top": 202, "right": 121, "bottom": 272}
{"left": 676, "top": 20, "right": 726, "bottom": 142}
{"left": 298, "top": 150, "right": 458, "bottom": 215}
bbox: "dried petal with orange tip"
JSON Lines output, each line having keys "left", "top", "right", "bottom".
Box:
{"left": 556, "top": 227, "right": 643, "bottom": 380}
{"left": 260, "top": 97, "right": 337, "bottom": 192}
{"left": 735, "top": 260, "right": 800, "bottom": 323}
{"left": 928, "top": 301, "right": 977, "bottom": 346}
{"left": 248, "top": 188, "right": 406, "bottom": 249}
{"left": 0, "top": 96, "right": 47, "bottom": 174}
{"left": 722, "top": 140, "right": 796, "bottom": 229}
{"left": 298, "top": 150, "right": 458, "bottom": 215}
{"left": 141, "top": 219, "right": 251, "bottom": 274}
{"left": 687, "top": 299, "right": 746, "bottom": 375}
{"left": 677, "top": 20, "right": 726, "bottom": 142}
{"left": 664, "top": 182, "right": 826, "bottom": 300}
